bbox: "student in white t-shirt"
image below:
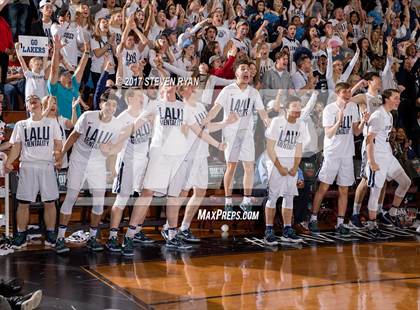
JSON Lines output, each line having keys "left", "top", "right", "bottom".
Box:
{"left": 121, "top": 85, "right": 226, "bottom": 254}
{"left": 204, "top": 60, "right": 270, "bottom": 213}
{"left": 309, "top": 82, "right": 365, "bottom": 236}
{"left": 172, "top": 84, "right": 238, "bottom": 244}
{"left": 264, "top": 96, "right": 306, "bottom": 246}
{"left": 54, "top": 91, "right": 128, "bottom": 254}
{"left": 14, "top": 43, "right": 49, "bottom": 102}
{"left": 116, "top": 15, "right": 149, "bottom": 83}
{"left": 5, "top": 94, "right": 62, "bottom": 249}
{"left": 365, "top": 89, "right": 411, "bottom": 238}
{"left": 41, "top": 95, "right": 79, "bottom": 169}
{"left": 100, "top": 89, "right": 156, "bottom": 254}
{"left": 90, "top": 18, "right": 117, "bottom": 87}
{"left": 211, "top": 10, "right": 231, "bottom": 52}
{"left": 51, "top": 9, "right": 85, "bottom": 69}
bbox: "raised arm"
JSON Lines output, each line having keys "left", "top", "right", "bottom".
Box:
{"left": 300, "top": 91, "right": 318, "bottom": 121}
{"left": 341, "top": 47, "right": 360, "bottom": 82}
{"left": 74, "top": 41, "right": 90, "bottom": 84}
{"left": 49, "top": 35, "right": 65, "bottom": 85}
{"left": 14, "top": 42, "right": 29, "bottom": 72}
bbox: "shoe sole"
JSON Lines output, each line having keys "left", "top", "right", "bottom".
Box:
{"left": 87, "top": 246, "right": 104, "bottom": 252}
{"left": 263, "top": 240, "right": 278, "bottom": 246}
{"left": 55, "top": 247, "right": 70, "bottom": 254}
{"left": 106, "top": 246, "right": 122, "bottom": 252}
{"left": 177, "top": 235, "right": 201, "bottom": 243}
{"left": 165, "top": 244, "right": 193, "bottom": 250}
{"left": 121, "top": 251, "right": 134, "bottom": 257}
{"left": 133, "top": 239, "right": 156, "bottom": 244}
{"left": 280, "top": 237, "right": 303, "bottom": 243}
{"left": 44, "top": 241, "right": 56, "bottom": 247}
{"left": 378, "top": 222, "right": 394, "bottom": 228}
{"left": 22, "top": 289, "right": 42, "bottom": 310}
{"left": 11, "top": 243, "right": 27, "bottom": 250}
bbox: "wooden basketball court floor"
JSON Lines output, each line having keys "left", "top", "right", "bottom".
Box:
{"left": 2, "top": 231, "right": 419, "bottom": 309}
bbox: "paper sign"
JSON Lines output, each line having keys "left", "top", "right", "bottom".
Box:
{"left": 18, "top": 35, "right": 49, "bottom": 57}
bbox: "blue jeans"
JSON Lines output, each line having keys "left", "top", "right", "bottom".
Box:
{"left": 4, "top": 79, "right": 25, "bottom": 110}
{"left": 7, "top": 3, "right": 30, "bottom": 40}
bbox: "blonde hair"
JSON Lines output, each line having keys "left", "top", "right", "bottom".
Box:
{"left": 41, "top": 95, "right": 57, "bottom": 114}
{"left": 29, "top": 57, "right": 42, "bottom": 69}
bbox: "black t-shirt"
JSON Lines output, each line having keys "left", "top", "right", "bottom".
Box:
{"left": 314, "top": 70, "right": 328, "bottom": 104}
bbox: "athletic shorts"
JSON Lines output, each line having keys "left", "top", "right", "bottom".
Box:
{"left": 113, "top": 155, "right": 148, "bottom": 195}
{"left": 223, "top": 129, "right": 255, "bottom": 163}
{"left": 142, "top": 153, "right": 187, "bottom": 196}
{"left": 66, "top": 159, "right": 107, "bottom": 191}
{"left": 365, "top": 153, "right": 404, "bottom": 189}
{"left": 183, "top": 157, "right": 208, "bottom": 191}
{"left": 17, "top": 162, "right": 59, "bottom": 202}
{"left": 318, "top": 156, "right": 355, "bottom": 187}
{"left": 266, "top": 158, "right": 298, "bottom": 201}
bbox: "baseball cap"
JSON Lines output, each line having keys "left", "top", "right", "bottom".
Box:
{"left": 182, "top": 39, "right": 193, "bottom": 49}
{"left": 209, "top": 55, "right": 221, "bottom": 65}
{"left": 59, "top": 67, "right": 73, "bottom": 77}
{"left": 39, "top": 0, "right": 51, "bottom": 8}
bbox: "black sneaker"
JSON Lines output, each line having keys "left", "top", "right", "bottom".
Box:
{"left": 45, "top": 231, "right": 57, "bottom": 247}
{"left": 224, "top": 203, "right": 233, "bottom": 212}
{"left": 0, "top": 278, "right": 23, "bottom": 297}
{"left": 239, "top": 201, "right": 252, "bottom": 212}
{"left": 264, "top": 229, "right": 278, "bottom": 246}
{"left": 281, "top": 226, "right": 303, "bottom": 243}
{"left": 177, "top": 228, "right": 201, "bottom": 243}
{"left": 377, "top": 212, "right": 394, "bottom": 227}
{"left": 161, "top": 228, "right": 170, "bottom": 242}
{"left": 384, "top": 212, "right": 402, "bottom": 228}
{"left": 55, "top": 237, "right": 69, "bottom": 254}
{"left": 134, "top": 231, "right": 155, "bottom": 244}
{"left": 11, "top": 232, "right": 27, "bottom": 249}
{"left": 7, "top": 289, "right": 42, "bottom": 310}
{"left": 106, "top": 237, "right": 121, "bottom": 252}
{"left": 166, "top": 237, "right": 193, "bottom": 250}
{"left": 121, "top": 237, "right": 134, "bottom": 257}
{"left": 368, "top": 226, "right": 390, "bottom": 240}
{"left": 308, "top": 221, "right": 320, "bottom": 234}
{"left": 336, "top": 224, "right": 351, "bottom": 237}
{"left": 86, "top": 237, "right": 104, "bottom": 252}
{"left": 349, "top": 214, "right": 365, "bottom": 230}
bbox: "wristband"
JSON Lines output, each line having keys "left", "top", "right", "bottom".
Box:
{"left": 84, "top": 52, "right": 90, "bottom": 55}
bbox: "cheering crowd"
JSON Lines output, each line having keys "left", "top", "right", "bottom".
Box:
{"left": 0, "top": 0, "right": 419, "bottom": 255}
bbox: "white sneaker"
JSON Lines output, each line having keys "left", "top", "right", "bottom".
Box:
{"left": 416, "top": 226, "right": 420, "bottom": 233}
{"left": 411, "top": 219, "right": 420, "bottom": 229}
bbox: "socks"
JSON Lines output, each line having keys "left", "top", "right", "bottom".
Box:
{"left": 284, "top": 224, "right": 291, "bottom": 228}
{"left": 57, "top": 225, "right": 67, "bottom": 239}
{"left": 109, "top": 228, "right": 118, "bottom": 239}
{"left": 389, "top": 207, "right": 398, "bottom": 217}
{"left": 310, "top": 214, "right": 318, "bottom": 223}
{"left": 337, "top": 216, "right": 344, "bottom": 227}
{"left": 265, "top": 224, "right": 273, "bottom": 233}
{"left": 168, "top": 228, "right": 177, "bottom": 240}
{"left": 353, "top": 203, "right": 361, "bottom": 215}
{"left": 242, "top": 196, "right": 251, "bottom": 204}
{"left": 163, "top": 222, "right": 169, "bottom": 231}
{"left": 125, "top": 225, "right": 136, "bottom": 238}
{"left": 377, "top": 204, "right": 383, "bottom": 214}
{"left": 136, "top": 224, "right": 142, "bottom": 234}
{"left": 17, "top": 228, "right": 26, "bottom": 233}
{"left": 367, "top": 220, "right": 377, "bottom": 229}
{"left": 180, "top": 222, "right": 190, "bottom": 232}
{"left": 225, "top": 196, "right": 232, "bottom": 205}
{"left": 89, "top": 226, "right": 98, "bottom": 239}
